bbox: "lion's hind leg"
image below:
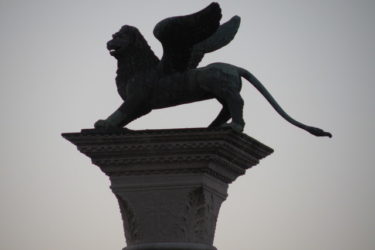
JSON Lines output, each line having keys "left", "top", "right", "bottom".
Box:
{"left": 221, "top": 90, "right": 245, "bottom": 132}
{"left": 199, "top": 65, "right": 244, "bottom": 132}
{"left": 208, "top": 102, "right": 230, "bottom": 128}
{"left": 204, "top": 84, "right": 245, "bottom": 132}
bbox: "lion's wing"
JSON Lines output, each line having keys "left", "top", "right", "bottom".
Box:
{"left": 153, "top": 2, "right": 222, "bottom": 73}
{"left": 188, "top": 15, "right": 241, "bottom": 69}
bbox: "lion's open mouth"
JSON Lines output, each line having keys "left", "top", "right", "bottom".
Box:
{"left": 107, "top": 43, "right": 121, "bottom": 55}
{"left": 109, "top": 48, "right": 121, "bottom": 56}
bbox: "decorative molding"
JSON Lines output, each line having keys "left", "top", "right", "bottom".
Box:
{"left": 179, "top": 187, "right": 222, "bottom": 244}
{"left": 62, "top": 127, "right": 273, "bottom": 184}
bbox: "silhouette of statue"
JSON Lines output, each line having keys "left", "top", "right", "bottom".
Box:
{"left": 95, "top": 2, "right": 331, "bottom": 137}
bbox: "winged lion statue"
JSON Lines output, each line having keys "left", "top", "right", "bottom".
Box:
{"left": 94, "top": 2, "right": 332, "bottom": 137}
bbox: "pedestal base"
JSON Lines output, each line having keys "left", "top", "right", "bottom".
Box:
{"left": 62, "top": 128, "right": 273, "bottom": 250}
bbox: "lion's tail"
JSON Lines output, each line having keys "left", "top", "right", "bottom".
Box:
{"left": 237, "top": 66, "right": 332, "bottom": 138}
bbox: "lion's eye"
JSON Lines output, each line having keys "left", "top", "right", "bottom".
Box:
{"left": 113, "top": 34, "right": 122, "bottom": 39}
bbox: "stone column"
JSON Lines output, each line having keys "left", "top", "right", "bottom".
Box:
{"left": 62, "top": 128, "right": 273, "bottom": 250}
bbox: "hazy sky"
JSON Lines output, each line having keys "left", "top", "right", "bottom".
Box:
{"left": 0, "top": 1, "right": 374, "bottom": 250}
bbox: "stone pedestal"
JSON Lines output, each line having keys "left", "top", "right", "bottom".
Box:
{"left": 62, "top": 128, "right": 273, "bottom": 250}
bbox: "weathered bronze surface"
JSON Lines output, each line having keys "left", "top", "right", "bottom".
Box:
{"left": 95, "top": 2, "right": 331, "bottom": 137}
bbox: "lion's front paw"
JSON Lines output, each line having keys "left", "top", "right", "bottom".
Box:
{"left": 94, "top": 119, "right": 118, "bottom": 130}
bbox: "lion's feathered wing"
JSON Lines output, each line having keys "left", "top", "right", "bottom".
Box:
{"left": 189, "top": 15, "right": 241, "bottom": 69}
{"left": 153, "top": 2, "right": 240, "bottom": 73}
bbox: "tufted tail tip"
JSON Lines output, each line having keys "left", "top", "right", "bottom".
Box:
{"left": 307, "top": 126, "right": 332, "bottom": 138}
{"left": 323, "top": 131, "right": 333, "bottom": 138}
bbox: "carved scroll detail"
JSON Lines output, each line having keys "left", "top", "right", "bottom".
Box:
{"left": 116, "top": 195, "right": 140, "bottom": 244}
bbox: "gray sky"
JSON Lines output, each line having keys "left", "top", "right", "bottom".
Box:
{"left": 0, "top": 1, "right": 374, "bottom": 250}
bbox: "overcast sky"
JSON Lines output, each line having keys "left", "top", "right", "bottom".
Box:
{"left": 0, "top": 1, "right": 374, "bottom": 250}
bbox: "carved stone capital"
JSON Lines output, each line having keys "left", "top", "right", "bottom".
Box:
{"left": 62, "top": 128, "right": 273, "bottom": 250}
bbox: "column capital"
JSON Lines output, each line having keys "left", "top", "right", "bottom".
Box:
{"left": 62, "top": 128, "right": 273, "bottom": 184}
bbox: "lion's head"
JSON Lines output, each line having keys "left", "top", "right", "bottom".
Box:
{"left": 107, "top": 25, "right": 145, "bottom": 58}
{"left": 107, "top": 25, "right": 159, "bottom": 84}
